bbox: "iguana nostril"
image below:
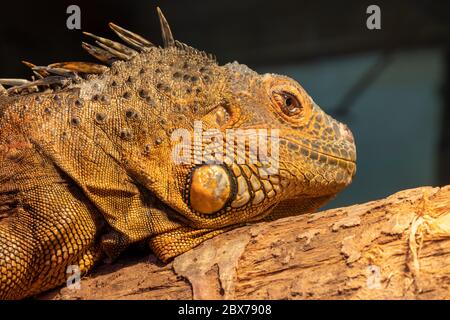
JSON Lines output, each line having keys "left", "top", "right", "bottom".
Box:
{"left": 341, "top": 124, "right": 354, "bottom": 144}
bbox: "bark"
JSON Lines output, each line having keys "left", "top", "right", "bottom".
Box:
{"left": 40, "top": 185, "right": 450, "bottom": 300}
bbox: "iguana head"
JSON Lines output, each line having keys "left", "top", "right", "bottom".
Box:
{"left": 163, "top": 62, "right": 356, "bottom": 224}
{"left": 127, "top": 10, "right": 357, "bottom": 258}
{"left": 144, "top": 54, "right": 356, "bottom": 259}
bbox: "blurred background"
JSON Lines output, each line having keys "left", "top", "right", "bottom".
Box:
{"left": 0, "top": 0, "right": 449, "bottom": 208}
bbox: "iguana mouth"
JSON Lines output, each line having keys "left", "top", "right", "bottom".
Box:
{"left": 281, "top": 138, "right": 356, "bottom": 164}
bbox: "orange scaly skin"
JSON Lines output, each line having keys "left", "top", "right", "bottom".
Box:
{"left": 0, "top": 9, "right": 356, "bottom": 299}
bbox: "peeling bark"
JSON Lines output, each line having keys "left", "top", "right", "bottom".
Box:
{"left": 40, "top": 185, "right": 450, "bottom": 300}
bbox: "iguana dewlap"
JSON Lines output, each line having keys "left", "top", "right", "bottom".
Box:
{"left": 0, "top": 8, "right": 356, "bottom": 299}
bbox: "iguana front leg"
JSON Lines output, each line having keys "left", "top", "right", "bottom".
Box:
{"left": 0, "top": 180, "right": 101, "bottom": 299}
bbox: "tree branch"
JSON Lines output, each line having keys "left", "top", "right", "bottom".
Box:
{"left": 40, "top": 185, "right": 450, "bottom": 300}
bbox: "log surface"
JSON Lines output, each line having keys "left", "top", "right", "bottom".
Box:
{"left": 40, "top": 185, "right": 450, "bottom": 300}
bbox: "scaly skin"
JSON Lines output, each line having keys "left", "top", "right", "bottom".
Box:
{"left": 0, "top": 9, "right": 356, "bottom": 299}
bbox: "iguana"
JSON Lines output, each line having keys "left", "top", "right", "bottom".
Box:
{"left": 0, "top": 8, "right": 356, "bottom": 299}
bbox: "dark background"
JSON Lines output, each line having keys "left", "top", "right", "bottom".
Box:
{"left": 1, "top": 0, "right": 449, "bottom": 208}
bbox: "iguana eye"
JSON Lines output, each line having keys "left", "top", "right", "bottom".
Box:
{"left": 274, "top": 92, "right": 302, "bottom": 116}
